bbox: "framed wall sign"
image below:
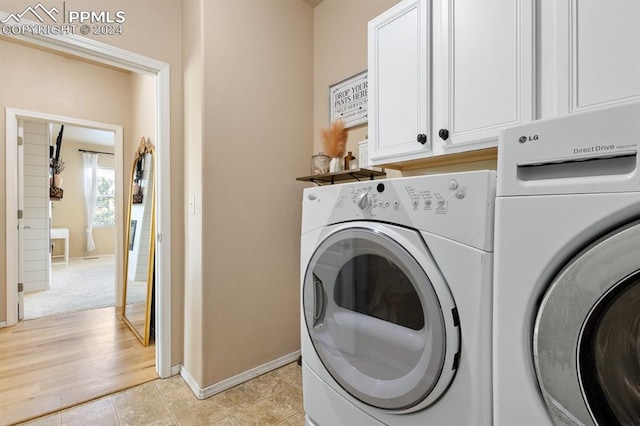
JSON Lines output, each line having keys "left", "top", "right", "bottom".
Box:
{"left": 329, "top": 70, "right": 368, "bottom": 129}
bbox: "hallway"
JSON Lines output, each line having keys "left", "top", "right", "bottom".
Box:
{"left": 0, "top": 307, "right": 156, "bottom": 425}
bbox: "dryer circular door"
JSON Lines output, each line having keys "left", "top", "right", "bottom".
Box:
{"left": 302, "top": 223, "right": 460, "bottom": 413}
{"left": 534, "top": 220, "right": 640, "bottom": 426}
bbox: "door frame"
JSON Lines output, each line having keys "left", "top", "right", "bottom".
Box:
{"left": 2, "top": 12, "right": 173, "bottom": 379}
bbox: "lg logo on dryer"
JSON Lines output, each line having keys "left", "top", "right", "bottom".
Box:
{"left": 518, "top": 135, "right": 539, "bottom": 144}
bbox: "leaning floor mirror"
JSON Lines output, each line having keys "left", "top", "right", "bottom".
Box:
{"left": 123, "top": 137, "right": 156, "bottom": 346}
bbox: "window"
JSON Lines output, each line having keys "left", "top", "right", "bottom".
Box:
{"left": 93, "top": 168, "right": 115, "bottom": 226}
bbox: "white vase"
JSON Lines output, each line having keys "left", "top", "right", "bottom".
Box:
{"left": 329, "top": 157, "right": 343, "bottom": 173}
{"left": 50, "top": 174, "right": 63, "bottom": 188}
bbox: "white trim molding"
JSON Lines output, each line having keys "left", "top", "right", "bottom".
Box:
{"left": 181, "top": 351, "right": 301, "bottom": 400}
{"left": 1, "top": 11, "right": 172, "bottom": 379}
{"left": 171, "top": 364, "right": 182, "bottom": 377}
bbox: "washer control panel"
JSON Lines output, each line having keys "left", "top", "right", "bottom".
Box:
{"left": 313, "top": 171, "right": 496, "bottom": 250}
{"left": 338, "top": 177, "right": 467, "bottom": 218}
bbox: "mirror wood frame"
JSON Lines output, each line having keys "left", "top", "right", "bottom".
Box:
{"left": 122, "top": 137, "right": 156, "bottom": 346}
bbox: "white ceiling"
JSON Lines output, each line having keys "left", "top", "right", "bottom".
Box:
{"left": 50, "top": 123, "right": 115, "bottom": 147}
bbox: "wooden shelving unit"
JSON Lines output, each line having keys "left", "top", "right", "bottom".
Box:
{"left": 296, "top": 168, "right": 386, "bottom": 185}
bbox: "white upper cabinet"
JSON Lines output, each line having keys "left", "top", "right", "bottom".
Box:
{"left": 432, "top": 0, "right": 534, "bottom": 154}
{"left": 368, "top": 0, "right": 535, "bottom": 166}
{"left": 540, "top": 0, "right": 640, "bottom": 118}
{"left": 368, "top": 0, "right": 431, "bottom": 164}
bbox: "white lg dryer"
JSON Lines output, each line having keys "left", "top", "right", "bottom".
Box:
{"left": 300, "top": 171, "right": 496, "bottom": 425}
{"left": 494, "top": 102, "right": 640, "bottom": 425}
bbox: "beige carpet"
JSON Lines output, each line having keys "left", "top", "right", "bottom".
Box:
{"left": 24, "top": 256, "right": 116, "bottom": 320}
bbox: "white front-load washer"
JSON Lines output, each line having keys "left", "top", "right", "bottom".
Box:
{"left": 300, "top": 171, "right": 496, "bottom": 425}
{"left": 493, "top": 102, "right": 640, "bottom": 425}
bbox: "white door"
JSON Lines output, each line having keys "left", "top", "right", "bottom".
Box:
{"left": 368, "top": 0, "right": 535, "bottom": 164}
{"left": 368, "top": 0, "right": 431, "bottom": 165}
{"left": 19, "top": 121, "right": 51, "bottom": 296}
{"left": 539, "top": 0, "right": 640, "bottom": 117}
{"left": 432, "top": 0, "right": 535, "bottom": 152}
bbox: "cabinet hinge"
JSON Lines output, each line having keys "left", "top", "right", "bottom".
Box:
{"left": 17, "top": 136, "right": 23, "bottom": 146}
{"left": 18, "top": 282, "right": 23, "bottom": 292}
{"left": 17, "top": 210, "right": 23, "bottom": 219}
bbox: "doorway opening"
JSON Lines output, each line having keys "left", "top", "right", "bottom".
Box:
{"left": 9, "top": 113, "right": 124, "bottom": 321}
{"left": 2, "top": 17, "right": 172, "bottom": 378}
{"left": 21, "top": 122, "right": 119, "bottom": 321}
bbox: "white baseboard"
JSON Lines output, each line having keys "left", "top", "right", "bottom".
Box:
{"left": 78, "top": 254, "right": 115, "bottom": 260}
{"left": 0, "top": 321, "right": 6, "bottom": 328}
{"left": 181, "top": 350, "right": 301, "bottom": 400}
{"left": 171, "top": 364, "right": 182, "bottom": 376}
{"left": 180, "top": 366, "right": 201, "bottom": 398}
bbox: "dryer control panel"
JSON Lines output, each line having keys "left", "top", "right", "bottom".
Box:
{"left": 302, "top": 170, "right": 496, "bottom": 251}
{"left": 498, "top": 102, "right": 640, "bottom": 197}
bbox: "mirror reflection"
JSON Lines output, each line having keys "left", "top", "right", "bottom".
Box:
{"left": 123, "top": 137, "right": 155, "bottom": 346}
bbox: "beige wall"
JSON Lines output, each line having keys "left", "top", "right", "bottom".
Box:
{"left": 130, "top": 73, "right": 157, "bottom": 158}
{"left": 401, "top": 159, "right": 499, "bottom": 176}
{"left": 185, "top": 0, "right": 314, "bottom": 387}
{"left": 51, "top": 141, "right": 116, "bottom": 259}
{"left": 1, "top": 0, "right": 425, "bottom": 390}
{"left": 187, "top": 0, "right": 397, "bottom": 390}
{"left": 313, "top": 0, "right": 401, "bottom": 164}
{"left": 0, "top": 0, "right": 184, "bottom": 365}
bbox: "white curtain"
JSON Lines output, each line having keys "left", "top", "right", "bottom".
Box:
{"left": 83, "top": 153, "right": 99, "bottom": 252}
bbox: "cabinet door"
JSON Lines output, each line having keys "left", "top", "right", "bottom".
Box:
{"left": 368, "top": 0, "right": 431, "bottom": 165}
{"left": 540, "top": 0, "right": 640, "bottom": 117}
{"left": 433, "top": 0, "right": 534, "bottom": 153}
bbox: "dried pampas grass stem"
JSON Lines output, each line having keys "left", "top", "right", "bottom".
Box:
{"left": 321, "top": 119, "right": 348, "bottom": 158}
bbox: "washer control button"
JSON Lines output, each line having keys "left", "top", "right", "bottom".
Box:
{"left": 449, "top": 180, "right": 458, "bottom": 190}
{"left": 412, "top": 199, "right": 420, "bottom": 207}
{"left": 455, "top": 190, "right": 465, "bottom": 199}
{"left": 437, "top": 198, "right": 446, "bottom": 206}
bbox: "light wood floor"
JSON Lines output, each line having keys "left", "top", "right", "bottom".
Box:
{"left": 0, "top": 307, "right": 157, "bottom": 426}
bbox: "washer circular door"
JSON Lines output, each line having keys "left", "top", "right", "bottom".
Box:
{"left": 534, "top": 220, "right": 640, "bottom": 426}
{"left": 303, "top": 223, "right": 460, "bottom": 413}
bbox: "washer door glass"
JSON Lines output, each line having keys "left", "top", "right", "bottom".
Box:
{"left": 303, "top": 227, "right": 448, "bottom": 411}
{"left": 534, "top": 221, "right": 640, "bottom": 426}
{"left": 579, "top": 271, "right": 640, "bottom": 426}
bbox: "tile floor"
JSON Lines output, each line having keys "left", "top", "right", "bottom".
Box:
{"left": 20, "top": 362, "right": 304, "bottom": 426}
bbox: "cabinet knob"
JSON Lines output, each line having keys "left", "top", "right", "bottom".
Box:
{"left": 439, "top": 129, "right": 449, "bottom": 140}
{"left": 416, "top": 134, "right": 427, "bottom": 144}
